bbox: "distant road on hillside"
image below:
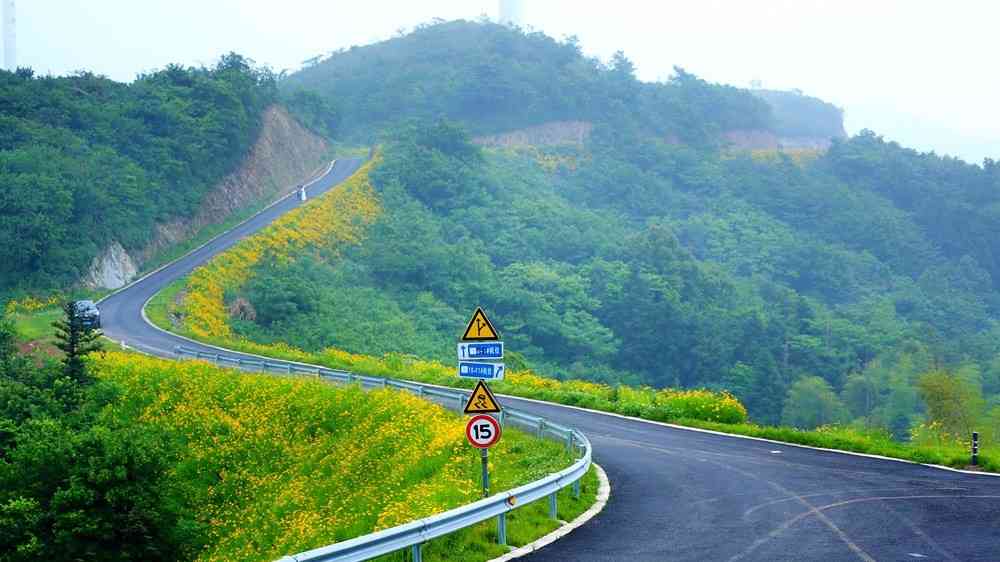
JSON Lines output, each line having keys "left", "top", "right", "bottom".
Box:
{"left": 99, "top": 155, "right": 1000, "bottom": 561}
{"left": 99, "top": 158, "right": 363, "bottom": 356}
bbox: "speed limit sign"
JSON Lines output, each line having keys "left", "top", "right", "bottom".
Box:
{"left": 466, "top": 414, "right": 502, "bottom": 448}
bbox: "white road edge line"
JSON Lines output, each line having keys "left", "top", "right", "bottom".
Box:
{"left": 163, "top": 331, "right": 1000, "bottom": 481}
{"left": 493, "top": 393, "right": 1000, "bottom": 479}
{"left": 487, "top": 463, "right": 610, "bottom": 562}
{"left": 163, "top": 321, "right": 1000, "bottom": 483}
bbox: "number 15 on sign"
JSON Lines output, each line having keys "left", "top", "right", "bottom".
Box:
{"left": 466, "top": 414, "right": 502, "bottom": 448}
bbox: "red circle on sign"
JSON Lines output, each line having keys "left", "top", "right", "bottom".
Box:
{"left": 466, "top": 414, "right": 502, "bottom": 448}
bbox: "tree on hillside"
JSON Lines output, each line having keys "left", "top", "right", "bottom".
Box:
{"left": 0, "top": 310, "right": 15, "bottom": 366}
{"left": 374, "top": 119, "right": 485, "bottom": 209}
{"left": 916, "top": 369, "right": 985, "bottom": 439}
{"left": 781, "top": 376, "right": 848, "bottom": 429}
{"left": 53, "top": 302, "right": 102, "bottom": 384}
{"left": 841, "top": 373, "right": 878, "bottom": 421}
{"left": 285, "top": 89, "right": 341, "bottom": 137}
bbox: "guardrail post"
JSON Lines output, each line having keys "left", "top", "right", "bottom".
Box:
{"left": 573, "top": 478, "right": 581, "bottom": 499}
{"left": 417, "top": 386, "right": 424, "bottom": 398}
{"left": 537, "top": 419, "right": 545, "bottom": 438}
{"left": 548, "top": 492, "right": 558, "bottom": 520}
{"left": 457, "top": 394, "right": 465, "bottom": 412}
{"left": 382, "top": 378, "right": 388, "bottom": 388}
{"left": 565, "top": 432, "right": 574, "bottom": 451}
{"left": 215, "top": 353, "right": 221, "bottom": 364}
{"left": 497, "top": 512, "right": 507, "bottom": 546}
{"left": 411, "top": 543, "right": 423, "bottom": 562}
{"left": 286, "top": 364, "right": 293, "bottom": 375}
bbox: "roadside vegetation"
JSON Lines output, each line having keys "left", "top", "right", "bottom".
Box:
{"left": 0, "top": 305, "right": 597, "bottom": 561}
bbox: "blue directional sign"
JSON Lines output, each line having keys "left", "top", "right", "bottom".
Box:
{"left": 458, "top": 342, "right": 504, "bottom": 361}
{"left": 458, "top": 361, "right": 505, "bottom": 380}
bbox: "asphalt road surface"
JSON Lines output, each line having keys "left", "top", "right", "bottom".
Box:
{"left": 99, "top": 157, "right": 1000, "bottom": 561}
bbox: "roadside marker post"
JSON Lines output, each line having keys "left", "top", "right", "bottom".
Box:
{"left": 972, "top": 431, "right": 980, "bottom": 466}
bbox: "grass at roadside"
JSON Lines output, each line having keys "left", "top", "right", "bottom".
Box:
{"left": 678, "top": 419, "right": 994, "bottom": 472}
{"left": 96, "top": 352, "right": 595, "bottom": 562}
{"left": 145, "top": 278, "right": 186, "bottom": 332}
{"left": 10, "top": 308, "right": 63, "bottom": 344}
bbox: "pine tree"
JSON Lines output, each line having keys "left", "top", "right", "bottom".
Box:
{"left": 53, "top": 301, "right": 102, "bottom": 384}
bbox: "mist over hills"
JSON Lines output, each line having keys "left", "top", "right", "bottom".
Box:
{"left": 283, "top": 19, "right": 844, "bottom": 147}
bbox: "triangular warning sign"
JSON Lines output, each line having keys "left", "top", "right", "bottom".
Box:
{"left": 462, "top": 307, "right": 500, "bottom": 341}
{"left": 464, "top": 380, "right": 502, "bottom": 414}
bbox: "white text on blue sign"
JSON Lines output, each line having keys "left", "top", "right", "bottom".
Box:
{"left": 458, "top": 361, "right": 505, "bottom": 380}
{"left": 458, "top": 342, "right": 504, "bottom": 361}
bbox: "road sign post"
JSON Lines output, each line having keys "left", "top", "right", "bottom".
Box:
{"left": 466, "top": 414, "right": 502, "bottom": 448}
{"left": 466, "top": 414, "right": 502, "bottom": 498}
{"left": 460, "top": 308, "right": 505, "bottom": 500}
{"left": 458, "top": 361, "right": 505, "bottom": 380}
{"left": 462, "top": 307, "right": 500, "bottom": 341}
{"left": 458, "top": 341, "right": 504, "bottom": 360}
{"left": 464, "top": 380, "right": 502, "bottom": 415}
{"left": 480, "top": 448, "right": 490, "bottom": 498}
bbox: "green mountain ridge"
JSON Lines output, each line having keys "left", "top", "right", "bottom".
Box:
{"left": 285, "top": 20, "right": 845, "bottom": 148}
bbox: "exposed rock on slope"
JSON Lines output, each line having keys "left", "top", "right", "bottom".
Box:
{"left": 84, "top": 241, "right": 138, "bottom": 290}
{"left": 84, "top": 105, "right": 329, "bottom": 290}
{"left": 474, "top": 121, "right": 593, "bottom": 148}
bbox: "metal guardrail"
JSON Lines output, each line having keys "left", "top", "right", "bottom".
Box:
{"left": 173, "top": 345, "right": 592, "bottom": 562}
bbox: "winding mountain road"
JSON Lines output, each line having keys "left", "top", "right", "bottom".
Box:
{"left": 100, "top": 159, "right": 1000, "bottom": 561}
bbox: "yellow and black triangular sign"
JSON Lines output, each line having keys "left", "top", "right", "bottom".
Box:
{"left": 464, "top": 380, "right": 502, "bottom": 414}
{"left": 462, "top": 307, "right": 500, "bottom": 341}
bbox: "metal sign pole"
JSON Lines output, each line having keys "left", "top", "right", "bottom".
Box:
{"left": 481, "top": 448, "right": 490, "bottom": 498}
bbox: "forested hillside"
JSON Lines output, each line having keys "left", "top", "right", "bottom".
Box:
{"left": 247, "top": 20, "right": 1000, "bottom": 435}
{"left": 0, "top": 54, "right": 277, "bottom": 294}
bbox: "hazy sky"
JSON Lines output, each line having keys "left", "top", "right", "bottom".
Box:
{"left": 10, "top": 1, "right": 999, "bottom": 164}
